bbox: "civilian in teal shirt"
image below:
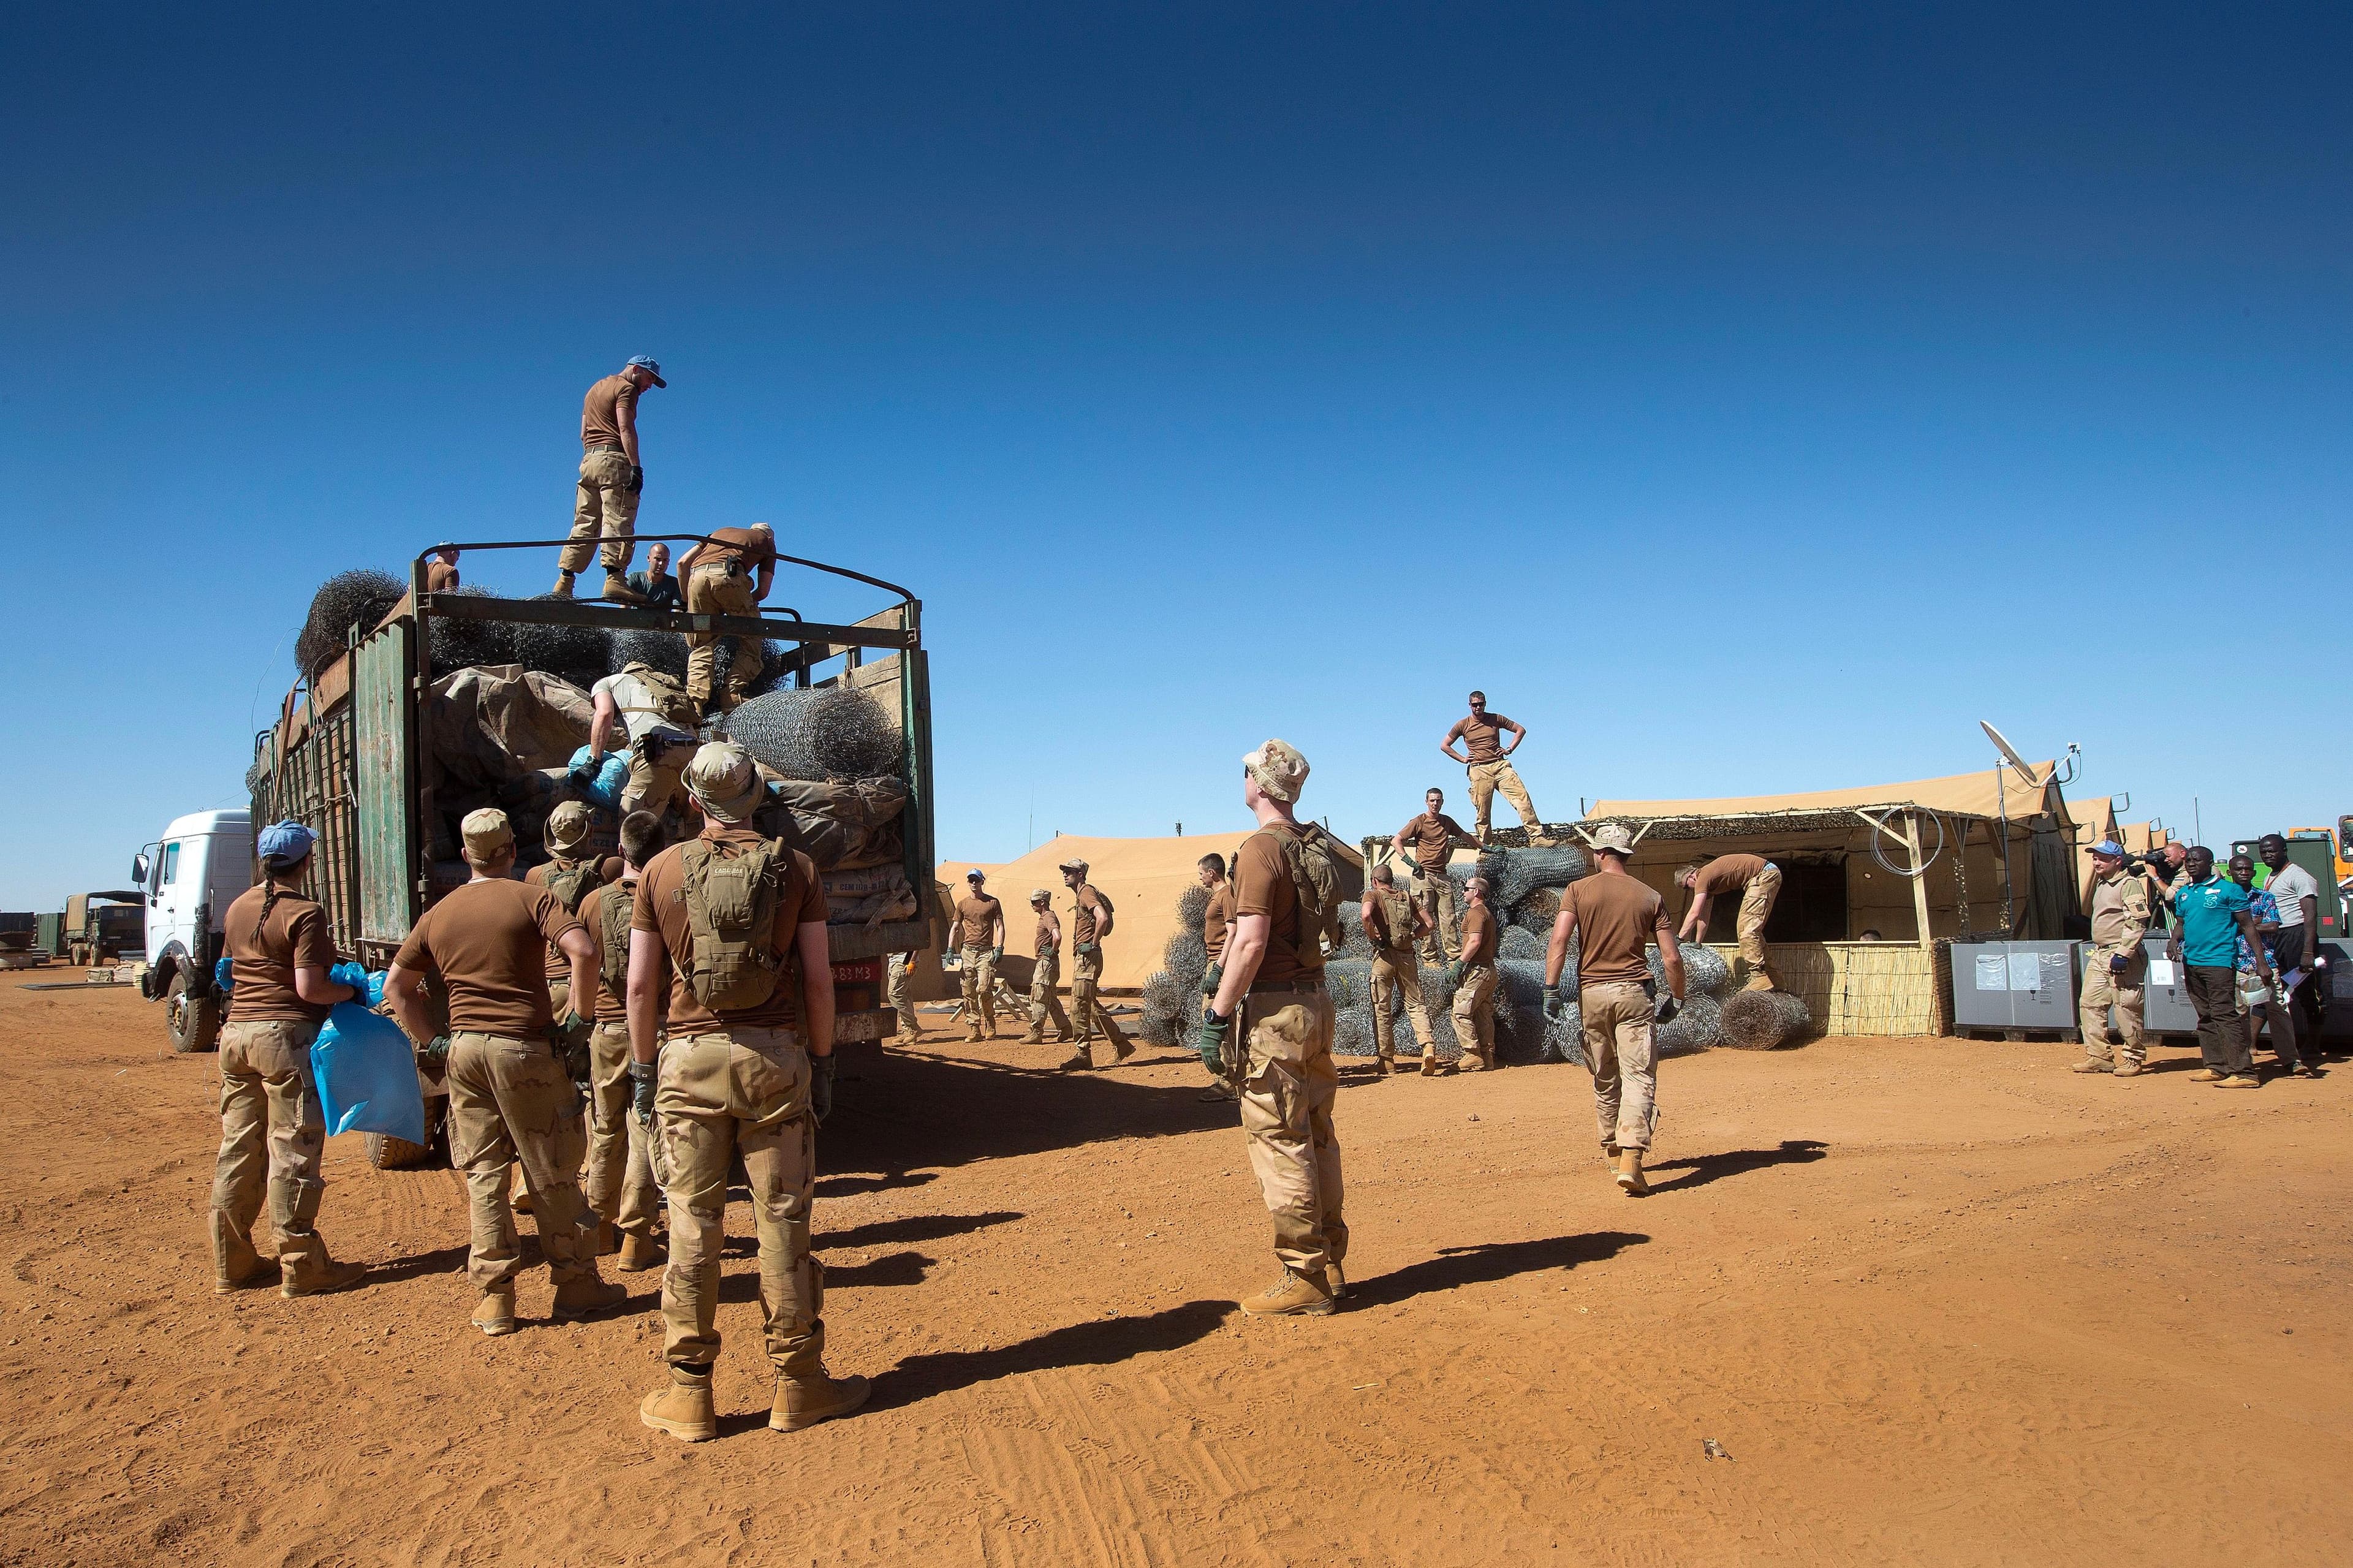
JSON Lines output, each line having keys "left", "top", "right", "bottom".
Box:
{"left": 2163, "top": 847, "right": 2272, "bottom": 1086}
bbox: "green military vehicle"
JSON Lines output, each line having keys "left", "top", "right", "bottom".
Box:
{"left": 248, "top": 534, "right": 936, "bottom": 1170}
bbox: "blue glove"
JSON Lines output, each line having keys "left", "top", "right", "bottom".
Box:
{"left": 1196, "top": 1010, "right": 1232, "bottom": 1077}
{"left": 213, "top": 956, "right": 235, "bottom": 994}
{"left": 329, "top": 961, "right": 370, "bottom": 996}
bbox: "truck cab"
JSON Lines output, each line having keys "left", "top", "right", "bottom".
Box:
{"left": 134, "top": 808, "right": 253, "bottom": 1054}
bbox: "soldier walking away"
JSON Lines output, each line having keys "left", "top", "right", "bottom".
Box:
{"left": 385, "top": 809, "right": 627, "bottom": 1335}
{"left": 1547, "top": 824, "right": 1685, "bottom": 1197}
{"left": 589, "top": 660, "right": 702, "bottom": 819}
{"left": 677, "top": 523, "right": 778, "bottom": 713}
{"left": 557, "top": 356, "right": 664, "bottom": 602}
{"left": 2075, "top": 839, "right": 2153, "bottom": 1077}
{"left": 1199, "top": 740, "right": 1347, "bottom": 1315}
{"left": 1677, "top": 854, "right": 1783, "bottom": 992}
{"left": 1360, "top": 863, "right": 1437, "bottom": 1078}
{"left": 1449, "top": 876, "right": 1501, "bottom": 1072}
{"left": 1395, "top": 788, "right": 1475, "bottom": 963}
{"left": 627, "top": 542, "right": 683, "bottom": 610}
{"left": 2257, "top": 833, "right": 2327, "bottom": 1058}
{"left": 577, "top": 812, "right": 670, "bottom": 1272}
{"left": 1198, "top": 855, "right": 1241, "bottom": 1099}
{"left": 1021, "top": 888, "right": 1075, "bottom": 1045}
{"left": 952, "top": 869, "right": 1007, "bottom": 1041}
{"left": 629, "top": 743, "right": 868, "bottom": 1442}
{"left": 210, "top": 821, "right": 368, "bottom": 1298}
{"left": 1060, "top": 858, "right": 1134, "bottom": 1070}
{"left": 886, "top": 952, "right": 923, "bottom": 1044}
{"left": 2160, "top": 846, "right": 2271, "bottom": 1089}
{"left": 1441, "top": 692, "right": 1544, "bottom": 846}
{"left": 425, "top": 546, "right": 461, "bottom": 593}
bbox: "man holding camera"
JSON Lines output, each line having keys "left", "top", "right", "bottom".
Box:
{"left": 2074, "top": 839, "right": 2152, "bottom": 1077}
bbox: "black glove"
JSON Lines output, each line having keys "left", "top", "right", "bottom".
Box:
{"left": 627, "top": 463, "right": 644, "bottom": 494}
{"left": 1200, "top": 961, "right": 1223, "bottom": 999}
{"left": 1196, "top": 1009, "right": 1232, "bottom": 1077}
{"left": 1654, "top": 992, "right": 1681, "bottom": 1026}
{"left": 810, "top": 1053, "right": 836, "bottom": 1124}
{"left": 422, "top": 1034, "right": 452, "bottom": 1062}
{"left": 630, "top": 1061, "right": 658, "bottom": 1127}
{"left": 562, "top": 1036, "right": 591, "bottom": 1083}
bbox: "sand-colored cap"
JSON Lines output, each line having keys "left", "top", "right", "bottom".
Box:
{"left": 1242, "top": 738, "right": 1308, "bottom": 803}
{"left": 462, "top": 808, "right": 515, "bottom": 861}
{"left": 684, "top": 740, "right": 763, "bottom": 824}
{"left": 545, "top": 800, "right": 593, "bottom": 853}
{"left": 1058, "top": 857, "right": 1089, "bottom": 876}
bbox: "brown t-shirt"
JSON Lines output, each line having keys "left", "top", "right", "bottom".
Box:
{"left": 1692, "top": 855, "right": 1768, "bottom": 898}
{"left": 1396, "top": 811, "right": 1469, "bottom": 874}
{"left": 393, "top": 879, "right": 582, "bottom": 1037}
{"left": 1447, "top": 712, "right": 1514, "bottom": 765}
{"left": 632, "top": 826, "right": 827, "bottom": 1034}
{"left": 224, "top": 884, "right": 338, "bottom": 1025}
{"left": 954, "top": 893, "right": 1002, "bottom": 950}
{"left": 1566, "top": 874, "right": 1669, "bottom": 985}
{"left": 581, "top": 373, "right": 637, "bottom": 450}
{"left": 1034, "top": 909, "right": 1059, "bottom": 958}
{"left": 1460, "top": 904, "right": 1499, "bottom": 969}
{"left": 1363, "top": 885, "right": 1416, "bottom": 952}
{"left": 1072, "top": 885, "right": 1113, "bottom": 948}
{"left": 1202, "top": 883, "right": 1235, "bottom": 963}
{"left": 425, "top": 559, "right": 460, "bottom": 593}
{"left": 688, "top": 526, "right": 778, "bottom": 576}
{"left": 1233, "top": 826, "right": 1320, "bottom": 986}
{"left": 576, "top": 877, "right": 642, "bottom": 1026}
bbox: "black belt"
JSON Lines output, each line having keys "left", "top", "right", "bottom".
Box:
{"left": 1248, "top": 979, "right": 1325, "bottom": 996}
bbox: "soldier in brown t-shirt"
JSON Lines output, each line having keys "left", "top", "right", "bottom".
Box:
{"left": 1201, "top": 739, "right": 1346, "bottom": 1317}
{"left": 1059, "top": 859, "right": 1134, "bottom": 1070}
{"left": 1441, "top": 690, "right": 1545, "bottom": 846}
{"left": 575, "top": 811, "right": 668, "bottom": 1273}
{"left": 425, "top": 547, "right": 461, "bottom": 593}
{"left": 1545, "top": 825, "right": 1686, "bottom": 1195}
{"left": 1395, "top": 788, "right": 1475, "bottom": 963}
{"left": 1020, "top": 888, "right": 1073, "bottom": 1045}
{"left": 951, "top": 870, "right": 1007, "bottom": 1042}
{"left": 387, "top": 808, "right": 623, "bottom": 1336}
{"left": 1360, "top": 863, "right": 1437, "bottom": 1077}
{"left": 557, "top": 356, "right": 664, "bottom": 602}
{"left": 677, "top": 522, "right": 779, "bottom": 711}
{"left": 627, "top": 743, "right": 867, "bottom": 1443}
{"left": 209, "top": 820, "right": 366, "bottom": 1299}
{"left": 1675, "top": 854, "right": 1783, "bottom": 992}
{"left": 1449, "top": 877, "right": 1502, "bottom": 1073}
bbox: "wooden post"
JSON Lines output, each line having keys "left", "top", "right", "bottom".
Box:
{"left": 1905, "top": 812, "right": 1934, "bottom": 953}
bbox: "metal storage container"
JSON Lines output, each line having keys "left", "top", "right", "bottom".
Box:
{"left": 1951, "top": 941, "right": 2082, "bottom": 1031}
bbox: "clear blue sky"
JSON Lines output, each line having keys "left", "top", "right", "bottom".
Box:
{"left": 5, "top": 3, "right": 2346, "bottom": 907}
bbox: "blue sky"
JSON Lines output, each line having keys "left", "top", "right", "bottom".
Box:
{"left": 6, "top": 3, "right": 2347, "bottom": 906}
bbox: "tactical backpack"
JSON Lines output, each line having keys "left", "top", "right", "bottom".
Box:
{"left": 615, "top": 661, "right": 702, "bottom": 731}
{"left": 542, "top": 857, "right": 601, "bottom": 917}
{"left": 678, "top": 838, "right": 795, "bottom": 1010}
{"left": 1265, "top": 820, "right": 1343, "bottom": 964}
{"left": 599, "top": 879, "right": 638, "bottom": 996}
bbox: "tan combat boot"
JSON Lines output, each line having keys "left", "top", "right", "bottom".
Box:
{"left": 642, "top": 1368, "right": 718, "bottom": 1442}
{"left": 551, "top": 1272, "right": 629, "bottom": 1320}
{"left": 1419, "top": 1053, "right": 1441, "bottom": 1077}
{"left": 472, "top": 1290, "right": 518, "bottom": 1337}
{"left": 770, "top": 1366, "right": 873, "bottom": 1432}
{"left": 211, "top": 1219, "right": 266, "bottom": 1294}
{"left": 1615, "top": 1148, "right": 1650, "bottom": 1197}
{"left": 279, "top": 1246, "right": 366, "bottom": 1300}
{"left": 1328, "top": 1262, "right": 1347, "bottom": 1300}
{"left": 1058, "top": 1048, "right": 1091, "bottom": 1072}
{"left": 550, "top": 570, "right": 576, "bottom": 599}
{"left": 2069, "top": 1059, "right": 2114, "bottom": 1074}
{"left": 601, "top": 573, "right": 646, "bottom": 605}
{"left": 1019, "top": 1025, "right": 1045, "bottom": 1044}
{"left": 1240, "top": 1268, "right": 1335, "bottom": 1316}
{"left": 617, "top": 1233, "right": 665, "bottom": 1272}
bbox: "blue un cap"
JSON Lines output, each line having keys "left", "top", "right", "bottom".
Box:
{"left": 2090, "top": 839, "right": 2125, "bottom": 858}
{"left": 626, "top": 355, "right": 666, "bottom": 388}
{"left": 257, "top": 820, "right": 318, "bottom": 868}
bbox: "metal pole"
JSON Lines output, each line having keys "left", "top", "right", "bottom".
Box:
{"left": 1995, "top": 761, "right": 2016, "bottom": 937}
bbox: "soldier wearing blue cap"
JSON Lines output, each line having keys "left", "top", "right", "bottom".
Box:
{"left": 556, "top": 357, "right": 666, "bottom": 603}
{"left": 2075, "top": 839, "right": 2153, "bottom": 1076}
{"left": 210, "top": 820, "right": 369, "bottom": 1298}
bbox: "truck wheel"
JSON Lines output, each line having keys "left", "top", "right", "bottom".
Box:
{"left": 368, "top": 1098, "right": 450, "bottom": 1171}
{"left": 165, "top": 969, "right": 221, "bottom": 1055}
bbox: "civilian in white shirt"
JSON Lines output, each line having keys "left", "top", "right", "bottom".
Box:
{"left": 2257, "top": 834, "right": 2327, "bottom": 1059}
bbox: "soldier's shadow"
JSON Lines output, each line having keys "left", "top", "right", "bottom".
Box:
{"left": 1642, "top": 1138, "right": 1827, "bottom": 1194}
{"left": 870, "top": 1298, "right": 1233, "bottom": 1410}
{"left": 1346, "top": 1230, "right": 1647, "bottom": 1308}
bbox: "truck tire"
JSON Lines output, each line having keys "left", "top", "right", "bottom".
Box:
{"left": 367, "top": 1097, "right": 449, "bottom": 1171}
{"left": 165, "top": 969, "right": 221, "bottom": 1055}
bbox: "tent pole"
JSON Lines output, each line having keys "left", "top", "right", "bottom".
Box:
{"left": 1996, "top": 764, "right": 2015, "bottom": 937}
{"left": 1905, "top": 813, "right": 1933, "bottom": 953}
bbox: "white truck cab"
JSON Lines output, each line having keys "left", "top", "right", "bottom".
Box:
{"left": 134, "top": 809, "right": 253, "bottom": 1054}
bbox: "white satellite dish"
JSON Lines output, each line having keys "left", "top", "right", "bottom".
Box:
{"left": 1978, "top": 720, "right": 2050, "bottom": 786}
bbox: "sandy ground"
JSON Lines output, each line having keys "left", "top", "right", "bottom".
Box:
{"left": 2, "top": 977, "right": 2349, "bottom": 1567}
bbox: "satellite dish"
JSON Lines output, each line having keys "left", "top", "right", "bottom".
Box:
{"left": 1979, "top": 720, "right": 2050, "bottom": 786}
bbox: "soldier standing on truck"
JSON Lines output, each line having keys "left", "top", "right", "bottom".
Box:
{"left": 676, "top": 523, "right": 778, "bottom": 713}
{"left": 1059, "top": 858, "right": 1135, "bottom": 1070}
{"left": 952, "top": 869, "right": 1007, "bottom": 1042}
{"left": 1360, "top": 863, "right": 1436, "bottom": 1078}
{"left": 576, "top": 811, "right": 669, "bottom": 1272}
{"left": 210, "top": 820, "right": 369, "bottom": 1299}
{"left": 629, "top": 743, "right": 869, "bottom": 1442}
{"left": 1197, "top": 739, "right": 1349, "bottom": 1316}
{"left": 385, "top": 808, "right": 627, "bottom": 1336}
{"left": 589, "top": 660, "right": 701, "bottom": 820}
{"left": 1442, "top": 692, "right": 1545, "bottom": 846}
{"left": 555, "top": 356, "right": 664, "bottom": 603}
{"left": 1020, "top": 888, "right": 1074, "bottom": 1045}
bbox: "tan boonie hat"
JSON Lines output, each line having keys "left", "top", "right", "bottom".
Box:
{"left": 1058, "top": 857, "right": 1089, "bottom": 876}
{"left": 461, "top": 808, "right": 515, "bottom": 861}
{"left": 684, "top": 741, "right": 763, "bottom": 824}
{"left": 545, "top": 800, "right": 593, "bottom": 853}
{"left": 1586, "top": 823, "right": 1637, "bottom": 858}
{"left": 1242, "top": 738, "right": 1308, "bottom": 803}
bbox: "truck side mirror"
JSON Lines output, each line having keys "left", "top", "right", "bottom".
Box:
{"left": 132, "top": 853, "right": 150, "bottom": 885}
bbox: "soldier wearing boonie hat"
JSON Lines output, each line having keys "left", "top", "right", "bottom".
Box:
{"left": 630, "top": 743, "right": 870, "bottom": 1442}
{"left": 1058, "top": 857, "right": 1133, "bottom": 1070}
{"left": 1199, "top": 739, "right": 1350, "bottom": 1317}
{"left": 558, "top": 356, "right": 665, "bottom": 603}
{"left": 384, "top": 808, "right": 626, "bottom": 1336}
{"left": 1020, "top": 887, "right": 1073, "bottom": 1046}
{"left": 525, "top": 799, "right": 612, "bottom": 1025}
{"left": 209, "top": 820, "right": 368, "bottom": 1298}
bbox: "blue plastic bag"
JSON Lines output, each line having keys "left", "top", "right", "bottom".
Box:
{"left": 566, "top": 746, "right": 629, "bottom": 812}
{"left": 311, "top": 1001, "right": 427, "bottom": 1144}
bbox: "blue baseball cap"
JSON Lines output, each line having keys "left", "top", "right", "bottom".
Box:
{"left": 257, "top": 820, "right": 318, "bottom": 867}
{"left": 626, "top": 355, "right": 666, "bottom": 388}
{"left": 2089, "top": 839, "right": 2125, "bottom": 858}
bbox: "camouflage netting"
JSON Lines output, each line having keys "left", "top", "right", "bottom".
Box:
{"left": 1719, "top": 990, "right": 1813, "bottom": 1050}
{"left": 722, "top": 686, "right": 900, "bottom": 780}
{"left": 297, "top": 569, "right": 404, "bottom": 680}
{"left": 427, "top": 586, "right": 518, "bottom": 672}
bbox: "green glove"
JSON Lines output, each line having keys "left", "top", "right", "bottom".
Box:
{"left": 563, "top": 1036, "right": 592, "bottom": 1083}
{"left": 1444, "top": 961, "right": 1465, "bottom": 990}
{"left": 1076, "top": 941, "right": 1100, "bottom": 959}
{"left": 1543, "top": 988, "right": 1567, "bottom": 1023}
{"left": 630, "top": 1061, "right": 658, "bottom": 1127}
{"left": 810, "top": 1053, "right": 836, "bottom": 1124}
{"left": 990, "top": 945, "right": 1004, "bottom": 964}
{"left": 558, "top": 1008, "right": 588, "bottom": 1037}
{"left": 1196, "top": 1010, "right": 1232, "bottom": 1077}
{"left": 1200, "top": 961, "right": 1223, "bottom": 999}
{"left": 422, "top": 1034, "right": 452, "bottom": 1062}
